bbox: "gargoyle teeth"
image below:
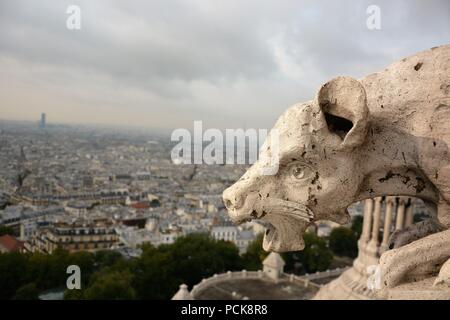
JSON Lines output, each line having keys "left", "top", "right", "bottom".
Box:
{"left": 260, "top": 198, "right": 315, "bottom": 223}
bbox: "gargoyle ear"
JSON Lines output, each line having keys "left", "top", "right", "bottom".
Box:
{"left": 316, "top": 76, "right": 369, "bottom": 150}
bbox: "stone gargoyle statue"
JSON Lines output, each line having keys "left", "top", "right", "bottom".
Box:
{"left": 223, "top": 45, "right": 450, "bottom": 295}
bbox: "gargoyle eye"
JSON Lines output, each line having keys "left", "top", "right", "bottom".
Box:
{"left": 292, "top": 166, "right": 305, "bottom": 179}
{"left": 290, "top": 163, "right": 312, "bottom": 180}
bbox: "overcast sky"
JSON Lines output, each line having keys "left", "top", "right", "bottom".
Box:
{"left": 0, "top": 0, "right": 449, "bottom": 131}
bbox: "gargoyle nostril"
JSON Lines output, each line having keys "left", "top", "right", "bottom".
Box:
{"left": 223, "top": 196, "right": 244, "bottom": 210}
{"left": 224, "top": 199, "right": 233, "bottom": 209}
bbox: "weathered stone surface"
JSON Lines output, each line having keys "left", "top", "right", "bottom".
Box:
{"left": 223, "top": 45, "right": 450, "bottom": 298}
{"left": 433, "top": 258, "right": 450, "bottom": 287}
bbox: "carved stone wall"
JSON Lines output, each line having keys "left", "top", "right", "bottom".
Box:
{"left": 314, "top": 197, "right": 450, "bottom": 299}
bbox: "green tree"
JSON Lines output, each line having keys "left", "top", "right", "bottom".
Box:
{"left": 94, "top": 250, "right": 124, "bottom": 270}
{"left": 351, "top": 215, "right": 363, "bottom": 238}
{"left": 26, "top": 252, "right": 51, "bottom": 289}
{"left": 0, "top": 225, "right": 14, "bottom": 236}
{"left": 1, "top": 233, "right": 250, "bottom": 300}
{"left": 131, "top": 234, "right": 244, "bottom": 299}
{"left": 165, "top": 234, "right": 243, "bottom": 286}
{"left": 131, "top": 245, "right": 176, "bottom": 299}
{"left": 26, "top": 248, "right": 71, "bottom": 289}
{"left": 0, "top": 252, "right": 29, "bottom": 299}
{"left": 12, "top": 282, "right": 39, "bottom": 300}
{"left": 329, "top": 227, "right": 358, "bottom": 258}
{"left": 69, "top": 251, "right": 95, "bottom": 287}
{"left": 283, "top": 232, "right": 333, "bottom": 274}
{"left": 242, "top": 233, "right": 269, "bottom": 271}
{"left": 83, "top": 270, "right": 136, "bottom": 300}
{"left": 47, "top": 248, "right": 71, "bottom": 287}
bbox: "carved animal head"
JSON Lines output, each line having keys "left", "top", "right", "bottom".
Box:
{"left": 223, "top": 76, "right": 370, "bottom": 252}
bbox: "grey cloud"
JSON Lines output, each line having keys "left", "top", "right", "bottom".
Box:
{"left": 0, "top": 0, "right": 449, "bottom": 129}
{"left": 277, "top": 0, "right": 450, "bottom": 82}
{"left": 0, "top": 0, "right": 279, "bottom": 85}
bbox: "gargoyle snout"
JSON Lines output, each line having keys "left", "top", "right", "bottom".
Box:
{"left": 222, "top": 185, "right": 246, "bottom": 211}
{"left": 223, "top": 164, "right": 264, "bottom": 222}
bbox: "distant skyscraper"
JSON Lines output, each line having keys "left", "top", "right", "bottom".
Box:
{"left": 40, "top": 113, "right": 46, "bottom": 129}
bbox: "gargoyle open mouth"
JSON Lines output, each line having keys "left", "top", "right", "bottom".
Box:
{"left": 260, "top": 199, "right": 314, "bottom": 252}
{"left": 230, "top": 194, "right": 315, "bottom": 252}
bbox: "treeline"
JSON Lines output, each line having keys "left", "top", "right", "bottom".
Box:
{"left": 0, "top": 216, "right": 362, "bottom": 300}
{"left": 0, "top": 234, "right": 243, "bottom": 300}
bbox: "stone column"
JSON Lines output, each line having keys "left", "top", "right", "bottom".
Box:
{"left": 380, "top": 196, "right": 395, "bottom": 252}
{"left": 368, "top": 197, "right": 382, "bottom": 249}
{"left": 395, "top": 197, "right": 406, "bottom": 230}
{"left": 361, "top": 199, "right": 373, "bottom": 242}
{"left": 404, "top": 199, "right": 414, "bottom": 227}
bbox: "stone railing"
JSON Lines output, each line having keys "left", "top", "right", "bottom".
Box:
{"left": 190, "top": 268, "right": 346, "bottom": 298}
{"left": 300, "top": 267, "right": 349, "bottom": 281}
{"left": 190, "top": 270, "right": 264, "bottom": 298}
{"left": 279, "top": 273, "right": 322, "bottom": 290}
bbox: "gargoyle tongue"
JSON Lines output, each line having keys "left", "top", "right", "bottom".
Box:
{"left": 262, "top": 215, "right": 308, "bottom": 252}
{"left": 257, "top": 198, "right": 314, "bottom": 252}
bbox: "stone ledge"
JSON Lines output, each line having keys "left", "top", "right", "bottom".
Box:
{"left": 380, "top": 277, "right": 450, "bottom": 300}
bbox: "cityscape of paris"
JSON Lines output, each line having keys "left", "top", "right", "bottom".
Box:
{"left": 1, "top": 0, "right": 450, "bottom": 312}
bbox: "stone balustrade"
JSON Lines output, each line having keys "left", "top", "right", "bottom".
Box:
{"left": 299, "top": 267, "right": 349, "bottom": 281}
{"left": 189, "top": 267, "right": 347, "bottom": 298}
{"left": 315, "top": 196, "right": 420, "bottom": 300}
{"left": 190, "top": 270, "right": 264, "bottom": 297}
{"left": 361, "top": 196, "right": 415, "bottom": 256}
